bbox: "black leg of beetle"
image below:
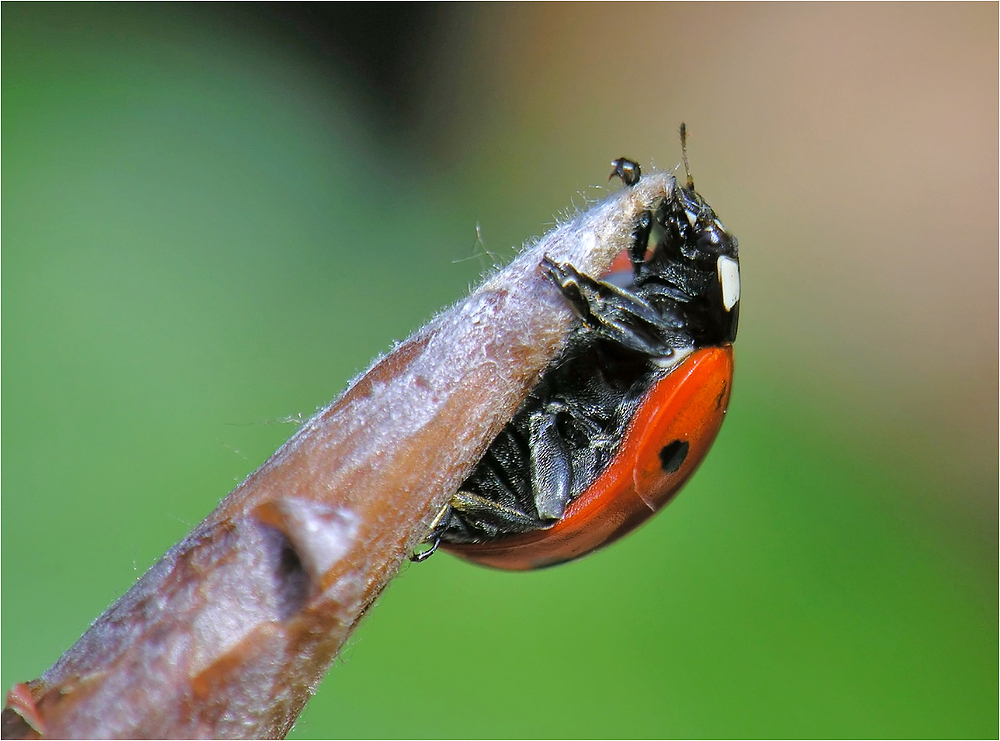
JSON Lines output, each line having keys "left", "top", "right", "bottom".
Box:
{"left": 528, "top": 406, "right": 574, "bottom": 521}
{"left": 410, "top": 534, "right": 441, "bottom": 562}
{"left": 442, "top": 490, "right": 544, "bottom": 543}
{"left": 541, "top": 257, "right": 682, "bottom": 357}
{"left": 609, "top": 158, "right": 641, "bottom": 187}
{"left": 410, "top": 503, "right": 453, "bottom": 562}
{"left": 629, "top": 210, "right": 653, "bottom": 275}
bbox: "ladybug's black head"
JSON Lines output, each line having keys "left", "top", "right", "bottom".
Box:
{"left": 604, "top": 133, "right": 739, "bottom": 349}
{"left": 639, "top": 179, "right": 740, "bottom": 346}
{"left": 667, "top": 185, "right": 739, "bottom": 266}
{"left": 646, "top": 124, "right": 740, "bottom": 345}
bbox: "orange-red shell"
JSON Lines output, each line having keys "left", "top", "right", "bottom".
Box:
{"left": 443, "top": 345, "right": 734, "bottom": 569}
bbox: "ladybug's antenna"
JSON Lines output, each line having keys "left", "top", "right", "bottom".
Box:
{"left": 679, "top": 122, "right": 694, "bottom": 190}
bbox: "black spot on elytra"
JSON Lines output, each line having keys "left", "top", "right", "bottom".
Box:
{"left": 659, "top": 440, "right": 689, "bottom": 473}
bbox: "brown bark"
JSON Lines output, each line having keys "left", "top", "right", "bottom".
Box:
{"left": 2, "top": 173, "right": 674, "bottom": 739}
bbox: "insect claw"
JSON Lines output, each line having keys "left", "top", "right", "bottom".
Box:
{"left": 609, "top": 158, "right": 642, "bottom": 187}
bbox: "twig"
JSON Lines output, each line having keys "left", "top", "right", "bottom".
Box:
{"left": 1, "top": 172, "right": 674, "bottom": 739}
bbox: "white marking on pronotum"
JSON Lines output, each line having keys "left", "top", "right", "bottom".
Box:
{"left": 717, "top": 255, "right": 740, "bottom": 311}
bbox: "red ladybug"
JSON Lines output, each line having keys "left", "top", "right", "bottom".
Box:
{"left": 420, "top": 139, "right": 740, "bottom": 570}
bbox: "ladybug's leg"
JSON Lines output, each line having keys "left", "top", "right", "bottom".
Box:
{"left": 410, "top": 503, "right": 452, "bottom": 562}
{"left": 609, "top": 157, "right": 641, "bottom": 187}
{"left": 441, "top": 490, "right": 543, "bottom": 543}
{"left": 410, "top": 535, "right": 441, "bottom": 562}
{"left": 628, "top": 210, "right": 653, "bottom": 275}
{"left": 527, "top": 405, "right": 574, "bottom": 520}
{"left": 413, "top": 488, "right": 542, "bottom": 554}
{"left": 541, "top": 257, "right": 684, "bottom": 357}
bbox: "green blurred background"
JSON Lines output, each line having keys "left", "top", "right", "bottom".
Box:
{"left": 3, "top": 4, "right": 996, "bottom": 737}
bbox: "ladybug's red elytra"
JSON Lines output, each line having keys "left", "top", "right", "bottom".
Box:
{"left": 418, "top": 129, "right": 740, "bottom": 569}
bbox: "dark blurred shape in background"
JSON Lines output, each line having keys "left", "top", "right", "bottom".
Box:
{"left": 226, "top": 3, "right": 443, "bottom": 137}
{"left": 3, "top": 3, "right": 996, "bottom": 738}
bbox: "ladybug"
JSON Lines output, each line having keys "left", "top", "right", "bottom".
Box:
{"left": 418, "top": 130, "right": 739, "bottom": 569}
